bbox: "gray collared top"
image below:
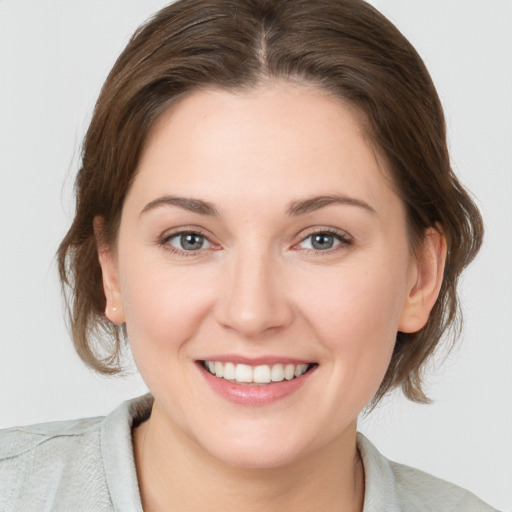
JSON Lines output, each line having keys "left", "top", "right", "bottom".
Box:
{"left": 0, "top": 395, "right": 498, "bottom": 511}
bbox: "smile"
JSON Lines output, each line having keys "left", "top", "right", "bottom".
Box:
{"left": 202, "top": 361, "right": 312, "bottom": 384}
{"left": 198, "top": 359, "right": 317, "bottom": 406}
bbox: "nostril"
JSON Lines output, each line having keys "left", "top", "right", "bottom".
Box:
{"left": 214, "top": 296, "right": 294, "bottom": 339}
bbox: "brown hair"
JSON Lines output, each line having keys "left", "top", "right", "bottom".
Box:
{"left": 58, "top": 0, "right": 483, "bottom": 404}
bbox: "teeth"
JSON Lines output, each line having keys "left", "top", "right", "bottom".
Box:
{"left": 253, "top": 365, "right": 271, "bottom": 383}
{"left": 223, "top": 362, "right": 236, "bottom": 380}
{"left": 204, "top": 361, "right": 311, "bottom": 384}
{"left": 295, "top": 364, "right": 308, "bottom": 377}
{"left": 214, "top": 361, "right": 224, "bottom": 378}
{"left": 271, "top": 364, "right": 284, "bottom": 382}
{"left": 235, "top": 364, "right": 253, "bottom": 383}
{"left": 284, "top": 364, "right": 295, "bottom": 380}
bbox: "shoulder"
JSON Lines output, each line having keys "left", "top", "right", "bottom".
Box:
{"left": 357, "top": 433, "right": 498, "bottom": 512}
{"left": 0, "top": 394, "right": 151, "bottom": 511}
{"left": 389, "top": 459, "right": 497, "bottom": 512}
{"left": 0, "top": 415, "right": 112, "bottom": 511}
{"left": 0, "top": 415, "right": 103, "bottom": 460}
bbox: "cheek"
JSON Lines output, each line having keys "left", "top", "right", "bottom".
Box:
{"left": 294, "top": 266, "right": 407, "bottom": 420}
{"left": 302, "top": 262, "right": 406, "bottom": 340}
{"left": 296, "top": 254, "right": 409, "bottom": 384}
{"left": 119, "top": 261, "right": 216, "bottom": 360}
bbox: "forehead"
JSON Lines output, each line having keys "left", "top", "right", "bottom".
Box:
{"left": 129, "top": 84, "right": 398, "bottom": 215}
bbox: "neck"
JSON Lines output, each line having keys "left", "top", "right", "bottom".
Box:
{"left": 133, "top": 403, "right": 365, "bottom": 512}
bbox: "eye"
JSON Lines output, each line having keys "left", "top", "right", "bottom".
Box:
{"left": 297, "top": 230, "right": 351, "bottom": 252}
{"left": 167, "top": 232, "right": 212, "bottom": 252}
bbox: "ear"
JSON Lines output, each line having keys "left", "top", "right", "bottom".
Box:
{"left": 94, "top": 216, "right": 126, "bottom": 324}
{"left": 398, "top": 226, "right": 447, "bottom": 333}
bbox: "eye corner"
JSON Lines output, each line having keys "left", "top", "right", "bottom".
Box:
{"left": 294, "top": 228, "right": 353, "bottom": 254}
{"left": 158, "top": 228, "right": 222, "bottom": 257}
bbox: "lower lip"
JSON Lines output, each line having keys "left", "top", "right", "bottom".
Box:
{"left": 198, "top": 363, "right": 315, "bottom": 406}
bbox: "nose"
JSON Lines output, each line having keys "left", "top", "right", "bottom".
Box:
{"left": 214, "top": 248, "right": 294, "bottom": 339}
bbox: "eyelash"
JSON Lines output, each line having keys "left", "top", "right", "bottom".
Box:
{"left": 296, "top": 228, "right": 353, "bottom": 255}
{"left": 159, "top": 229, "right": 216, "bottom": 258}
{"left": 159, "top": 227, "right": 353, "bottom": 258}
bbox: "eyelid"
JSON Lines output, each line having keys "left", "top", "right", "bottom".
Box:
{"left": 160, "top": 225, "right": 215, "bottom": 242}
{"left": 168, "top": 232, "right": 213, "bottom": 250}
{"left": 158, "top": 226, "right": 221, "bottom": 256}
{"left": 157, "top": 225, "right": 352, "bottom": 256}
{"left": 293, "top": 227, "right": 353, "bottom": 252}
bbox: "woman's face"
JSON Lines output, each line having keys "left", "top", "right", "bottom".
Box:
{"left": 102, "top": 84, "right": 424, "bottom": 468}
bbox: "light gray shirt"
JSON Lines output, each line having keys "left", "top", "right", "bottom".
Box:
{"left": 0, "top": 395, "right": 498, "bottom": 511}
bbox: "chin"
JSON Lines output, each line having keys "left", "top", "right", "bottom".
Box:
{"left": 189, "top": 421, "right": 324, "bottom": 470}
{"left": 207, "top": 440, "right": 303, "bottom": 470}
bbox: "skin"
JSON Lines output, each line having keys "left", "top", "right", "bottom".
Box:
{"left": 98, "top": 83, "right": 446, "bottom": 512}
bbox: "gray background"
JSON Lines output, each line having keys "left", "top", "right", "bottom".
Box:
{"left": 0, "top": 1, "right": 510, "bottom": 509}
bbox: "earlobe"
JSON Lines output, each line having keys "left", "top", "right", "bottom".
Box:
{"left": 398, "top": 227, "right": 447, "bottom": 333}
{"left": 94, "top": 216, "right": 126, "bottom": 325}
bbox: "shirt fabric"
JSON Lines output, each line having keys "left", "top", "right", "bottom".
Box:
{"left": 0, "top": 394, "right": 498, "bottom": 511}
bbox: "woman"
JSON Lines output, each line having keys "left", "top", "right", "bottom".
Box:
{"left": 0, "top": 0, "right": 501, "bottom": 510}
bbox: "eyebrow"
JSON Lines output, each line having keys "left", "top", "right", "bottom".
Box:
{"left": 286, "top": 194, "right": 376, "bottom": 216}
{"left": 140, "top": 193, "right": 376, "bottom": 218}
{"left": 140, "top": 196, "right": 220, "bottom": 217}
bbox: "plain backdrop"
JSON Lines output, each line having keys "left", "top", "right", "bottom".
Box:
{"left": 0, "top": 1, "right": 511, "bottom": 510}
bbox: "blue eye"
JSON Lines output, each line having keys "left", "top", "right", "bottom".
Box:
{"left": 167, "top": 232, "right": 212, "bottom": 251}
{"left": 298, "top": 231, "right": 349, "bottom": 251}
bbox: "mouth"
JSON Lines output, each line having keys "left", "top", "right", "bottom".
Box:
{"left": 200, "top": 360, "right": 316, "bottom": 385}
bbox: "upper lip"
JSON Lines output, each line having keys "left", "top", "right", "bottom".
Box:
{"left": 197, "top": 355, "right": 315, "bottom": 366}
